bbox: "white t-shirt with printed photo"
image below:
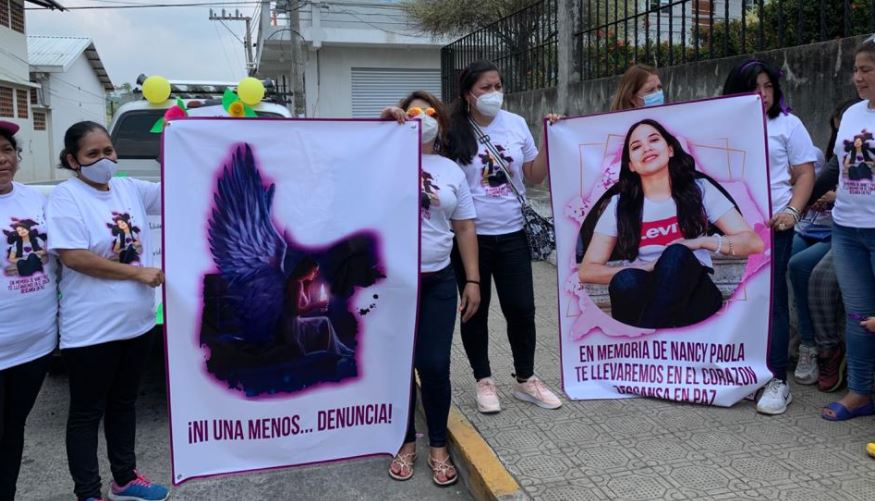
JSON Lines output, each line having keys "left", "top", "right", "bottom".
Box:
{"left": 832, "top": 100, "right": 875, "bottom": 228}
{"left": 0, "top": 182, "right": 57, "bottom": 370}
{"left": 593, "top": 179, "right": 735, "bottom": 269}
{"left": 457, "top": 110, "right": 538, "bottom": 235}
{"left": 421, "top": 154, "right": 476, "bottom": 272}
{"left": 766, "top": 112, "right": 819, "bottom": 216}
{"left": 46, "top": 177, "right": 161, "bottom": 349}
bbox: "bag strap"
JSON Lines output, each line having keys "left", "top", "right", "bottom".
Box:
{"left": 469, "top": 118, "right": 527, "bottom": 204}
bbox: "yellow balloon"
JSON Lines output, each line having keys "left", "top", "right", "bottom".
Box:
{"left": 237, "top": 77, "right": 265, "bottom": 106}
{"left": 143, "top": 76, "right": 171, "bottom": 104}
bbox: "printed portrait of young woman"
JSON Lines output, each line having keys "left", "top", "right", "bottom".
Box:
{"left": 576, "top": 119, "right": 765, "bottom": 329}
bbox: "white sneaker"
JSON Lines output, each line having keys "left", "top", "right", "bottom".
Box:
{"left": 756, "top": 378, "right": 792, "bottom": 415}
{"left": 794, "top": 344, "right": 819, "bottom": 385}
{"left": 512, "top": 376, "right": 562, "bottom": 409}
{"left": 475, "top": 377, "right": 501, "bottom": 414}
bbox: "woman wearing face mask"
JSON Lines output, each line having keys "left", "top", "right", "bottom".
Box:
{"left": 441, "top": 60, "right": 560, "bottom": 414}
{"left": 45, "top": 121, "right": 168, "bottom": 501}
{"left": 611, "top": 64, "right": 665, "bottom": 112}
{"left": 0, "top": 121, "right": 58, "bottom": 501}
{"left": 381, "top": 91, "right": 480, "bottom": 486}
{"left": 722, "top": 58, "right": 817, "bottom": 416}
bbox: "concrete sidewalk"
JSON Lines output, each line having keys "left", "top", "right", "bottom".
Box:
{"left": 17, "top": 354, "right": 473, "bottom": 501}
{"left": 448, "top": 261, "right": 875, "bottom": 500}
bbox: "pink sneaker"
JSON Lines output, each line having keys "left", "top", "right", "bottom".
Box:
{"left": 512, "top": 376, "right": 562, "bottom": 409}
{"left": 475, "top": 377, "right": 501, "bottom": 414}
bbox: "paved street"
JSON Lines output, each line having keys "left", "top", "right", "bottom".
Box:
{"left": 449, "top": 261, "right": 875, "bottom": 501}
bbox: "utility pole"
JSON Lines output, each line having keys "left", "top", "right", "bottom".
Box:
{"left": 286, "top": 1, "right": 306, "bottom": 117}
{"left": 209, "top": 8, "right": 255, "bottom": 75}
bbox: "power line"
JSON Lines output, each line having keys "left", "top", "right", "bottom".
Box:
{"left": 26, "top": 1, "right": 266, "bottom": 10}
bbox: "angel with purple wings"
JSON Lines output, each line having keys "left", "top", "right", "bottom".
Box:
{"left": 201, "top": 143, "right": 385, "bottom": 396}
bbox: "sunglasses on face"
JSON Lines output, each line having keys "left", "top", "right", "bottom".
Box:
{"left": 406, "top": 107, "right": 436, "bottom": 118}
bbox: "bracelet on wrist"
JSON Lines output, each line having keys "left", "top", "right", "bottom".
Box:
{"left": 714, "top": 234, "right": 723, "bottom": 255}
{"left": 728, "top": 237, "right": 735, "bottom": 256}
{"left": 466, "top": 280, "right": 480, "bottom": 285}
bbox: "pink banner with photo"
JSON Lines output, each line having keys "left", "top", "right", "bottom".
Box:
{"left": 547, "top": 95, "right": 773, "bottom": 405}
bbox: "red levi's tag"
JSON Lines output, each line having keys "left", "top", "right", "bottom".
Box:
{"left": 639, "top": 216, "right": 682, "bottom": 247}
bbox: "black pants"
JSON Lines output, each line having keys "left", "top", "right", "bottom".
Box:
{"left": 608, "top": 244, "right": 723, "bottom": 329}
{"left": 62, "top": 331, "right": 154, "bottom": 501}
{"left": 452, "top": 230, "right": 536, "bottom": 381}
{"left": 0, "top": 353, "right": 51, "bottom": 501}
{"left": 404, "top": 266, "right": 457, "bottom": 448}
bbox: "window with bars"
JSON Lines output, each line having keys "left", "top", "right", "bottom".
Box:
{"left": 10, "top": 0, "right": 23, "bottom": 33}
{"left": 0, "top": 87, "right": 12, "bottom": 117}
{"left": 16, "top": 88, "right": 27, "bottom": 119}
{"left": 0, "top": 0, "right": 9, "bottom": 28}
{"left": 30, "top": 88, "right": 37, "bottom": 105}
{"left": 33, "top": 110, "right": 46, "bottom": 131}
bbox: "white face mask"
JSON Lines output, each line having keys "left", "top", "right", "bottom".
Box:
{"left": 78, "top": 157, "right": 118, "bottom": 184}
{"left": 420, "top": 115, "right": 439, "bottom": 145}
{"left": 474, "top": 91, "right": 503, "bottom": 117}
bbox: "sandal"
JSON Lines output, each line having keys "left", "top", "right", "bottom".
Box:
{"left": 427, "top": 455, "right": 458, "bottom": 487}
{"left": 821, "top": 400, "right": 875, "bottom": 421}
{"left": 388, "top": 450, "right": 416, "bottom": 481}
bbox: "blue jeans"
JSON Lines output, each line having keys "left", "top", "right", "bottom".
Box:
{"left": 788, "top": 234, "right": 832, "bottom": 346}
{"left": 405, "top": 266, "right": 457, "bottom": 448}
{"left": 769, "top": 228, "right": 795, "bottom": 381}
{"left": 608, "top": 244, "right": 723, "bottom": 328}
{"left": 831, "top": 223, "right": 875, "bottom": 395}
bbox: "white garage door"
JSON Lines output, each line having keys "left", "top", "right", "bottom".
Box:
{"left": 351, "top": 68, "right": 442, "bottom": 118}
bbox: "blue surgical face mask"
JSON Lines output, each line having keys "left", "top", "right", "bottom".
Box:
{"left": 642, "top": 89, "right": 665, "bottom": 107}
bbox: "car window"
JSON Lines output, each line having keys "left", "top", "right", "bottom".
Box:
{"left": 112, "top": 109, "right": 285, "bottom": 160}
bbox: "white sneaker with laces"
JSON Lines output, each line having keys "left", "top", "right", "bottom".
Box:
{"left": 512, "top": 376, "right": 562, "bottom": 409}
{"left": 756, "top": 378, "right": 792, "bottom": 415}
{"left": 475, "top": 377, "right": 501, "bottom": 414}
{"left": 794, "top": 344, "right": 819, "bottom": 385}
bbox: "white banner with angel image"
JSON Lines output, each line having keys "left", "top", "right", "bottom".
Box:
{"left": 162, "top": 118, "right": 420, "bottom": 482}
{"left": 548, "top": 95, "right": 773, "bottom": 405}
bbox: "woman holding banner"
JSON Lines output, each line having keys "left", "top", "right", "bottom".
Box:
{"left": 0, "top": 120, "right": 57, "bottom": 500}
{"left": 722, "top": 58, "right": 817, "bottom": 416}
{"left": 578, "top": 119, "right": 763, "bottom": 328}
{"left": 444, "top": 60, "right": 562, "bottom": 414}
{"left": 382, "top": 91, "right": 480, "bottom": 486}
{"left": 610, "top": 64, "right": 665, "bottom": 111}
{"left": 820, "top": 38, "right": 875, "bottom": 426}
{"left": 46, "top": 121, "right": 169, "bottom": 501}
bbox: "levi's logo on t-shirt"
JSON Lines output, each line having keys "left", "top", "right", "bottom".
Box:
{"left": 640, "top": 216, "right": 681, "bottom": 247}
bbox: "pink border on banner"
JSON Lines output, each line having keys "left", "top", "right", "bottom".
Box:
{"left": 159, "top": 116, "right": 422, "bottom": 485}
{"left": 546, "top": 93, "right": 775, "bottom": 402}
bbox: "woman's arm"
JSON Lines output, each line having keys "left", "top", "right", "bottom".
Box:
{"left": 452, "top": 219, "right": 480, "bottom": 322}
{"left": 8, "top": 248, "right": 17, "bottom": 263}
{"left": 807, "top": 156, "right": 839, "bottom": 206}
{"left": 56, "top": 249, "right": 163, "bottom": 286}
{"left": 674, "top": 209, "right": 764, "bottom": 257}
{"left": 770, "top": 162, "right": 815, "bottom": 229}
{"left": 523, "top": 114, "right": 562, "bottom": 185}
{"left": 578, "top": 233, "right": 650, "bottom": 284}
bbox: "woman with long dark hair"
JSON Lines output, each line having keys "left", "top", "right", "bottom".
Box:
{"left": 382, "top": 90, "right": 480, "bottom": 486}
{"left": 0, "top": 120, "right": 58, "bottom": 500}
{"left": 107, "top": 212, "right": 142, "bottom": 265}
{"left": 46, "top": 121, "right": 168, "bottom": 501}
{"left": 5, "top": 218, "right": 47, "bottom": 276}
{"left": 578, "top": 119, "right": 763, "bottom": 328}
{"left": 722, "top": 58, "right": 816, "bottom": 415}
{"left": 443, "top": 60, "right": 561, "bottom": 413}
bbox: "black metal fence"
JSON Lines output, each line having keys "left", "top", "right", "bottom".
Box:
{"left": 440, "top": 0, "right": 558, "bottom": 101}
{"left": 577, "top": 0, "right": 875, "bottom": 80}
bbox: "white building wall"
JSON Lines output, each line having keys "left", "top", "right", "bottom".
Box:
{"left": 304, "top": 45, "right": 441, "bottom": 117}
{"left": 46, "top": 53, "right": 107, "bottom": 170}
{"left": 0, "top": 23, "right": 28, "bottom": 83}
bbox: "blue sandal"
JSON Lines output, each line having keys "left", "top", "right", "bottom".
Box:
{"left": 821, "top": 401, "right": 875, "bottom": 421}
